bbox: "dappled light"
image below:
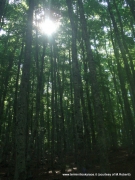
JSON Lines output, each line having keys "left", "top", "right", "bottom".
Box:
{"left": 0, "top": 0, "right": 135, "bottom": 179}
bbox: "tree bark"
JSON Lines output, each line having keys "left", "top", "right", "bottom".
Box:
{"left": 14, "top": 0, "right": 34, "bottom": 179}
{"left": 66, "top": 0, "right": 84, "bottom": 173}
{"left": 78, "top": 0, "right": 109, "bottom": 172}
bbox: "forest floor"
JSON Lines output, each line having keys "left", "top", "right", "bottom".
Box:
{"left": 0, "top": 148, "right": 135, "bottom": 180}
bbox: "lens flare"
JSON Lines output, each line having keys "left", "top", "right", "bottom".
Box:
{"left": 39, "top": 18, "right": 58, "bottom": 36}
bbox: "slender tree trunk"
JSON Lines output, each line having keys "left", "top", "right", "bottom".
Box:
{"left": 68, "top": 49, "right": 76, "bottom": 156}
{"left": 14, "top": 1, "right": 34, "bottom": 179}
{"left": 12, "top": 42, "right": 24, "bottom": 159}
{"left": 107, "top": 0, "right": 135, "bottom": 112}
{"left": 78, "top": 0, "right": 109, "bottom": 172}
{"left": 81, "top": 42, "right": 95, "bottom": 147}
{"left": 0, "top": 0, "right": 6, "bottom": 23}
{"left": 110, "top": 29, "right": 135, "bottom": 151}
{"left": 0, "top": 44, "right": 17, "bottom": 145}
{"left": 66, "top": 0, "right": 84, "bottom": 173}
{"left": 50, "top": 42, "right": 55, "bottom": 172}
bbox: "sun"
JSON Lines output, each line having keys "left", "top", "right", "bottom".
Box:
{"left": 39, "top": 18, "right": 59, "bottom": 36}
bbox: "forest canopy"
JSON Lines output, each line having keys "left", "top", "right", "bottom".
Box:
{"left": 0, "top": 0, "right": 135, "bottom": 179}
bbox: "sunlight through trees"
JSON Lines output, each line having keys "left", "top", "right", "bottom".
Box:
{"left": 0, "top": 0, "right": 135, "bottom": 179}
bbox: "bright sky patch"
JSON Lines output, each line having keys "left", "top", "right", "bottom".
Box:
{"left": 39, "top": 18, "right": 59, "bottom": 36}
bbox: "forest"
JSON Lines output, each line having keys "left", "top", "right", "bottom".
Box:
{"left": 0, "top": 0, "right": 135, "bottom": 179}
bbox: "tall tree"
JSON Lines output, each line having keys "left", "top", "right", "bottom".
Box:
{"left": 66, "top": 0, "right": 84, "bottom": 173}
{"left": 78, "top": 0, "right": 109, "bottom": 172}
{"left": 14, "top": 0, "right": 34, "bottom": 179}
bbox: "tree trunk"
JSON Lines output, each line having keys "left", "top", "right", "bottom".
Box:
{"left": 78, "top": 0, "right": 109, "bottom": 173}
{"left": 66, "top": 0, "right": 84, "bottom": 173}
{"left": 14, "top": 0, "right": 34, "bottom": 179}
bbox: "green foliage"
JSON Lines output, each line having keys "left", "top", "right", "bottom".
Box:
{"left": 0, "top": 0, "right": 135, "bottom": 176}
